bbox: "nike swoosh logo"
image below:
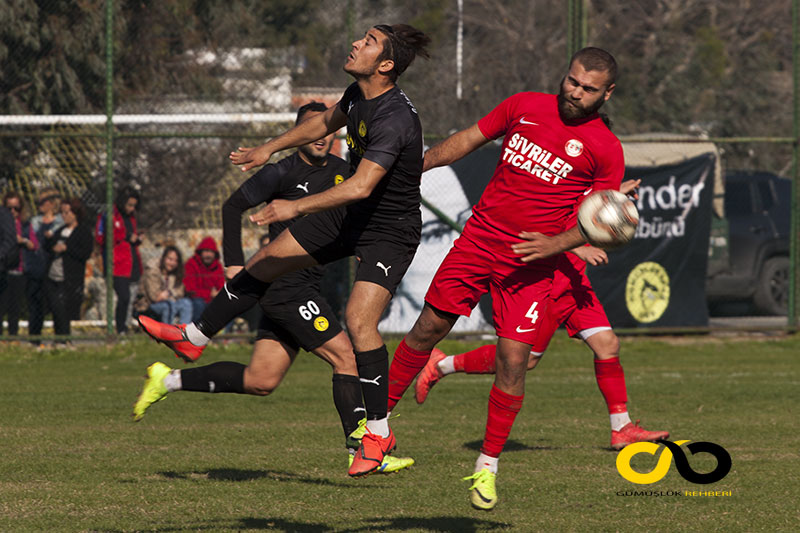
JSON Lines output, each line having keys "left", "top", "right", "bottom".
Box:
{"left": 516, "top": 326, "right": 536, "bottom": 333}
{"left": 519, "top": 117, "right": 538, "bottom": 126}
{"left": 474, "top": 489, "right": 494, "bottom": 504}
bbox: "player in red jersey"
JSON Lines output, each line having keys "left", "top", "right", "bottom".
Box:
{"left": 386, "top": 47, "right": 626, "bottom": 510}
{"left": 414, "top": 242, "right": 670, "bottom": 451}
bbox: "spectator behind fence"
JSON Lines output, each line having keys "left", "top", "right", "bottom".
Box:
{"left": 0, "top": 192, "right": 39, "bottom": 336}
{"left": 45, "top": 197, "right": 93, "bottom": 338}
{"left": 28, "top": 187, "right": 63, "bottom": 338}
{"left": 135, "top": 245, "right": 193, "bottom": 325}
{"left": 184, "top": 236, "right": 224, "bottom": 321}
{"left": 0, "top": 204, "right": 17, "bottom": 308}
{"left": 95, "top": 187, "right": 143, "bottom": 334}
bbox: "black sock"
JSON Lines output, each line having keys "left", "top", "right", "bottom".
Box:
{"left": 332, "top": 373, "right": 365, "bottom": 446}
{"left": 355, "top": 345, "right": 389, "bottom": 421}
{"left": 181, "top": 362, "right": 246, "bottom": 393}
{"left": 195, "top": 270, "right": 270, "bottom": 337}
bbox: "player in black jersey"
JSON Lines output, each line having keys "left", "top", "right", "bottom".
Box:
{"left": 140, "top": 23, "right": 431, "bottom": 477}
{"left": 134, "top": 103, "right": 413, "bottom": 473}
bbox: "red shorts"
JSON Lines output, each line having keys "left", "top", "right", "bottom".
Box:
{"left": 425, "top": 229, "right": 555, "bottom": 344}
{"left": 530, "top": 256, "right": 611, "bottom": 354}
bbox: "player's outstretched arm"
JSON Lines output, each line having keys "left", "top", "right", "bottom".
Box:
{"left": 249, "top": 159, "right": 388, "bottom": 226}
{"left": 423, "top": 124, "right": 489, "bottom": 172}
{"left": 230, "top": 105, "right": 347, "bottom": 172}
{"left": 221, "top": 184, "right": 266, "bottom": 279}
{"left": 512, "top": 226, "right": 586, "bottom": 263}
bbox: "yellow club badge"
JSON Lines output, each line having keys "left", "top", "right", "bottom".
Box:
{"left": 358, "top": 120, "right": 367, "bottom": 137}
{"left": 625, "top": 262, "right": 670, "bottom": 323}
{"left": 314, "top": 316, "right": 329, "bottom": 332}
{"left": 334, "top": 174, "right": 344, "bottom": 185}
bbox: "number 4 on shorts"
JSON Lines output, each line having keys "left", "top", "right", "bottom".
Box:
{"left": 515, "top": 301, "right": 539, "bottom": 334}
{"left": 525, "top": 301, "right": 539, "bottom": 325}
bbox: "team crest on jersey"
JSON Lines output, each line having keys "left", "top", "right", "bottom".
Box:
{"left": 358, "top": 120, "right": 367, "bottom": 137}
{"left": 565, "top": 139, "right": 583, "bottom": 157}
{"left": 334, "top": 174, "right": 344, "bottom": 185}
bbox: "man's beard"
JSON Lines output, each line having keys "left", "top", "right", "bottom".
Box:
{"left": 299, "top": 145, "right": 329, "bottom": 165}
{"left": 557, "top": 91, "right": 605, "bottom": 121}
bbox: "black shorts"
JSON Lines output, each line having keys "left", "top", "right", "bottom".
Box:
{"left": 289, "top": 207, "right": 420, "bottom": 295}
{"left": 255, "top": 276, "right": 343, "bottom": 353}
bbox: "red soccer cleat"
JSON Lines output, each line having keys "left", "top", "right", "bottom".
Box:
{"left": 414, "top": 347, "right": 447, "bottom": 404}
{"left": 348, "top": 427, "right": 396, "bottom": 477}
{"left": 611, "top": 420, "right": 670, "bottom": 450}
{"left": 138, "top": 315, "right": 205, "bottom": 363}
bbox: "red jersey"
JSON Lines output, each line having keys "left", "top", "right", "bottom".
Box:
{"left": 470, "top": 92, "right": 624, "bottom": 251}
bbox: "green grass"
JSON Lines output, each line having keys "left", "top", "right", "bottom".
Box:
{"left": 0, "top": 334, "right": 798, "bottom": 532}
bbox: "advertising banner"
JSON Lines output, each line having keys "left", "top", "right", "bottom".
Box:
{"left": 587, "top": 153, "right": 716, "bottom": 327}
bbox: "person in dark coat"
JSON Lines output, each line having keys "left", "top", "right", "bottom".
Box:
{"left": 45, "top": 197, "right": 94, "bottom": 337}
{"left": 0, "top": 192, "right": 38, "bottom": 336}
{"left": 0, "top": 205, "right": 16, "bottom": 300}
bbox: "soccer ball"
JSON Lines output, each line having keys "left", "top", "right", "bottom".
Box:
{"left": 577, "top": 189, "right": 639, "bottom": 249}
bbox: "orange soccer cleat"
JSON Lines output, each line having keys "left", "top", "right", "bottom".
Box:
{"left": 348, "top": 427, "right": 396, "bottom": 477}
{"left": 414, "top": 348, "right": 447, "bottom": 404}
{"left": 138, "top": 315, "right": 205, "bottom": 363}
{"left": 611, "top": 421, "right": 670, "bottom": 450}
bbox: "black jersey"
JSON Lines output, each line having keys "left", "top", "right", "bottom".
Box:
{"left": 338, "top": 82, "right": 424, "bottom": 226}
{"left": 221, "top": 152, "right": 349, "bottom": 286}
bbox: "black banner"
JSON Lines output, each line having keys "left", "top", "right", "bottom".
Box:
{"left": 586, "top": 153, "right": 716, "bottom": 327}
{"left": 382, "top": 147, "right": 716, "bottom": 332}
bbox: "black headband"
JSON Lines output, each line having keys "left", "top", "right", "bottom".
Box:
{"left": 374, "top": 24, "right": 397, "bottom": 62}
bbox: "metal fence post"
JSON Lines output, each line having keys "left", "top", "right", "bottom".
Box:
{"left": 790, "top": 0, "right": 799, "bottom": 328}
{"left": 105, "top": 0, "right": 115, "bottom": 337}
{"left": 567, "top": 0, "right": 587, "bottom": 61}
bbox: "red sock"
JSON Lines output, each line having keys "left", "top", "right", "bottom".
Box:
{"left": 594, "top": 357, "right": 628, "bottom": 414}
{"left": 480, "top": 384, "right": 524, "bottom": 457}
{"left": 454, "top": 344, "right": 497, "bottom": 374}
{"left": 387, "top": 338, "right": 431, "bottom": 411}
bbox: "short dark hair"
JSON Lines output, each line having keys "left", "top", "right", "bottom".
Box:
{"left": 3, "top": 191, "right": 26, "bottom": 219}
{"left": 295, "top": 101, "right": 328, "bottom": 125}
{"left": 570, "top": 47, "right": 617, "bottom": 86}
{"left": 3, "top": 190, "right": 23, "bottom": 208}
{"left": 374, "top": 24, "right": 431, "bottom": 83}
{"left": 63, "top": 197, "right": 87, "bottom": 224}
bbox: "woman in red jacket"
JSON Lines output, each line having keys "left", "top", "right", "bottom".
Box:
{"left": 96, "top": 187, "right": 143, "bottom": 334}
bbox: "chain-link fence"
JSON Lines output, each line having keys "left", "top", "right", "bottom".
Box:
{"left": 0, "top": 0, "right": 798, "bottom": 340}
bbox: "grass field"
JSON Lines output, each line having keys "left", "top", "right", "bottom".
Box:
{"left": 1, "top": 333, "right": 798, "bottom": 532}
